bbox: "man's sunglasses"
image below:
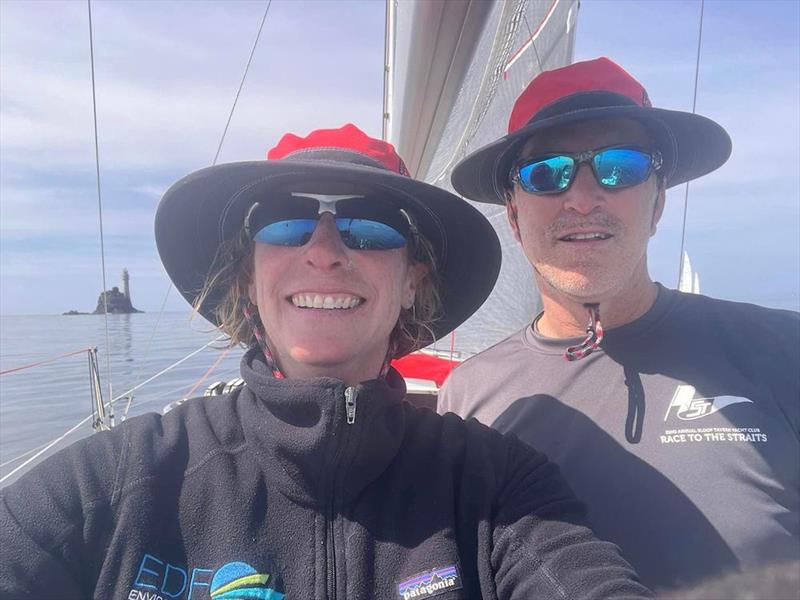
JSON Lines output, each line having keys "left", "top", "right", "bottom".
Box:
{"left": 511, "top": 146, "right": 663, "bottom": 195}
{"left": 245, "top": 195, "right": 412, "bottom": 251}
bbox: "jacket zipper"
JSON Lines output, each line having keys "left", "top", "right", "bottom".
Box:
{"left": 327, "top": 386, "right": 359, "bottom": 598}
{"left": 344, "top": 386, "right": 357, "bottom": 424}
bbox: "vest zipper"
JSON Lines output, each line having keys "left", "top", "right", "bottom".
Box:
{"left": 344, "top": 386, "right": 357, "bottom": 424}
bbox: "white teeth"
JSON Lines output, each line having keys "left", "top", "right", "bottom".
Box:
{"left": 563, "top": 232, "right": 611, "bottom": 241}
{"left": 291, "top": 294, "right": 363, "bottom": 310}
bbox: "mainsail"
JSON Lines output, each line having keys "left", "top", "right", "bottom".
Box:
{"left": 386, "top": 0, "right": 579, "bottom": 355}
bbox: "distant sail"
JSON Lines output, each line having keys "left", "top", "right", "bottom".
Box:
{"left": 387, "top": 0, "right": 579, "bottom": 355}
{"left": 679, "top": 251, "right": 701, "bottom": 294}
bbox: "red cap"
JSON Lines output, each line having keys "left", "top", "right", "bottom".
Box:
{"left": 508, "top": 57, "right": 652, "bottom": 134}
{"left": 267, "top": 123, "right": 410, "bottom": 176}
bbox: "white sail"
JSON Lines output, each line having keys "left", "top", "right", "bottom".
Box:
{"left": 678, "top": 251, "right": 701, "bottom": 294}
{"left": 387, "top": 0, "right": 579, "bottom": 355}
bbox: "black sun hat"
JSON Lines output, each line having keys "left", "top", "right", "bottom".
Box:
{"left": 452, "top": 57, "right": 732, "bottom": 205}
{"left": 155, "top": 123, "right": 501, "bottom": 353}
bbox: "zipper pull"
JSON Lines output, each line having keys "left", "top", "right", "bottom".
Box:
{"left": 344, "top": 386, "right": 357, "bottom": 425}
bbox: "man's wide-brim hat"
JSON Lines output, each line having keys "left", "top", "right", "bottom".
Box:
{"left": 452, "top": 57, "right": 732, "bottom": 205}
{"left": 155, "top": 124, "right": 501, "bottom": 352}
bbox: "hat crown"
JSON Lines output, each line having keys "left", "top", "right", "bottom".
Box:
{"left": 267, "top": 123, "right": 410, "bottom": 176}
{"left": 508, "top": 57, "right": 652, "bottom": 134}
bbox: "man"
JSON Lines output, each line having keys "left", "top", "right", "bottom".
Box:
{"left": 439, "top": 57, "right": 799, "bottom": 590}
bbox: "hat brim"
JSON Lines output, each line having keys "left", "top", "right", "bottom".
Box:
{"left": 155, "top": 159, "right": 501, "bottom": 354}
{"left": 452, "top": 105, "right": 732, "bottom": 205}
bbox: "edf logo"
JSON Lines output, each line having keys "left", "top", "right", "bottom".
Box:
{"left": 130, "top": 554, "right": 283, "bottom": 600}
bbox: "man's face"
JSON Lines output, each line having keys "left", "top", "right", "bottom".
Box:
{"left": 507, "top": 118, "right": 665, "bottom": 302}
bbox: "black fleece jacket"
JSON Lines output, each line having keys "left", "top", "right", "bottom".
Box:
{"left": 0, "top": 348, "right": 650, "bottom": 599}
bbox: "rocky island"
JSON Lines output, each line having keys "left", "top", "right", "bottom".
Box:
{"left": 64, "top": 268, "right": 143, "bottom": 315}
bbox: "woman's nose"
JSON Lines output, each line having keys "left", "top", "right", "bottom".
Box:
{"left": 302, "top": 214, "right": 347, "bottom": 269}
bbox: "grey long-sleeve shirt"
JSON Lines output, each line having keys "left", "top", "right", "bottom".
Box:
{"left": 440, "top": 285, "right": 800, "bottom": 589}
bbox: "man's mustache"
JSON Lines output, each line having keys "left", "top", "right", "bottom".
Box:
{"left": 547, "top": 213, "right": 622, "bottom": 238}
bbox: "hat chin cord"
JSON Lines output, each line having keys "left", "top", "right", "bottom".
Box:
{"left": 564, "top": 303, "right": 604, "bottom": 361}
{"left": 243, "top": 302, "right": 286, "bottom": 379}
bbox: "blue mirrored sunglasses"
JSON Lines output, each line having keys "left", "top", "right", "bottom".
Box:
{"left": 512, "top": 146, "right": 663, "bottom": 195}
{"left": 253, "top": 218, "right": 408, "bottom": 250}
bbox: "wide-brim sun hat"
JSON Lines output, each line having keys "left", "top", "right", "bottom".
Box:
{"left": 155, "top": 123, "right": 501, "bottom": 355}
{"left": 452, "top": 57, "right": 732, "bottom": 205}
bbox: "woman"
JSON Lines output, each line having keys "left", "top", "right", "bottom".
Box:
{"left": 0, "top": 125, "right": 650, "bottom": 599}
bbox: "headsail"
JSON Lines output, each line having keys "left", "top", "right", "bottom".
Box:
{"left": 678, "top": 251, "right": 701, "bottom": 294}
{"left": 387, "top": 0, "right": 579, "bottom": 355}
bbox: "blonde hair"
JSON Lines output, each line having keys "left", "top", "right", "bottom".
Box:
{"left": 193, "top": 225, "right": 442, "bottom": 357}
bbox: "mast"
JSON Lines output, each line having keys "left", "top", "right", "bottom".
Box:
{"left": 382, "top": 0, "right": 395, "bottom": 141}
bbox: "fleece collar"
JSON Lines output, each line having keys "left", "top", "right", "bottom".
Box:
{"left": 238, "top": 347, "right": 408, "bottom": 507}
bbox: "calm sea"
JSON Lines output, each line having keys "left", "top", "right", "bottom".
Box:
{"left": 0, "top": 312, "right": 245, "bottom": 485}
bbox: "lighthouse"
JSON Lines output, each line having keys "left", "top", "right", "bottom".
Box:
{"left": 122, "top": 268, "right": 131, "bottom": 300}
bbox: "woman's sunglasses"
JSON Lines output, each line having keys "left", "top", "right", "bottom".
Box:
{"left": 511, "top": 146, "right": 663, "bottom": 195}
{"left": 245, "top": 195, "right": 412, "bottom": 251}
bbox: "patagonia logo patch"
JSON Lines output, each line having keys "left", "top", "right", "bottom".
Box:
{"left": 397, "top": 564, "right": 462, "bottom": 599}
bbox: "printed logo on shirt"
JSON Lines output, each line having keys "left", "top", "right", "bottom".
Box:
{"left": 128, "top": 554, "right": 284, "bottom": 600}
{"left": 664, "top": 384, "right": 752, "bottom": 421}
{"left": 660, "top": 384, "right": 768, "bottom": 446}
{"left": 397, "top": 564, "right": 462, "bottom": 600}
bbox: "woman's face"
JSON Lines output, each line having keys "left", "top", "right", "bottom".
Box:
{"left": 248, "top": 213, "right": 425, "bottom": 384}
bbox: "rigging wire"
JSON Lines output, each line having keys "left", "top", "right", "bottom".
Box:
{"left": 1, "top": 363, "right": 239, "bottom": 470}
{"left": 522, "top": 14, "right": 544, "bottom": 74}
{"left": 503, "top": 0, "right": 559, "bottom": 76}
{"left": 677, "top": 0, "right": 705, "bottom": 287}
{"left": 0, "top": 335, "right": 226, "bottom": 485}
{"left": 108, "top": 0, "right": 272, "bottom": 419}
{"left": 128, "top": 283, "right": 173, "bottom": 390}
{"left": 182, "top": 346, "right": 233, "bottom": 400}
{"left": 86, "top": 0, "right": 114, "bottom": 417}
{"left": 212, "top": 0, "right": 272, "bottom": 165}
{"left": 124, "top": 0, "right": 272, "bottom": 403}
{"left": 0, "top": 347, "right": 93, "bottom": 377}
{"left": 131, "top": 367, "right": 241, "bottom": 411}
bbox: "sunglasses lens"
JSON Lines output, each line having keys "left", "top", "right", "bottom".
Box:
{"left": 253, "top": 219, "right": 317, "bottom": 246}
{"left": 518, "top": 156, "right": 574, "bottom": 193}
{"left": 253, "top": 218, "right": 407, "bottom": 250}
{"left": 337, "top": 219, "right": 407, "bottom": 250}
{"left": 593, "top": 148, "right": 652, "bottom": 188}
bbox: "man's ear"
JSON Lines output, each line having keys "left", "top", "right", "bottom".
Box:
{"left": 650, "top": 187, "right": 666, "bottom": 235}
{"left": 506, "top": 198, "right": 522, "bottom": 244}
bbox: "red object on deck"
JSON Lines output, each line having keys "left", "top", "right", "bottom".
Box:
{"left": 392, "top": 352, "right": 461, "bottom": 387}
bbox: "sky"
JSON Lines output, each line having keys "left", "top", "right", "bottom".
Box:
{"left": 1, "top": 0, "right": 798, "bottom": 315}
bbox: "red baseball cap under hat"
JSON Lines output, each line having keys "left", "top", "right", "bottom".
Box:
{"left": 155, "top": 124, "right": 500, "bottom": 353}
{"left": 452, "top": 57, "right": 732, "bottom": 205}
